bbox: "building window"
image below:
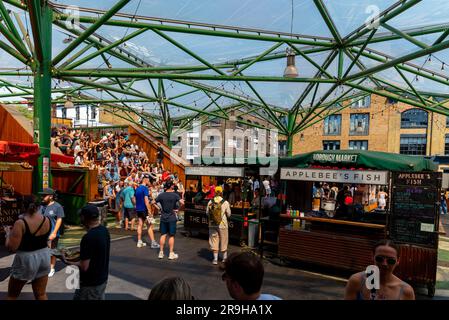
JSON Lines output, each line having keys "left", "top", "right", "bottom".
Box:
{"left": 61, "top": 107, "right": 67, "bottom": 118}
{"left": 351, "top": 95, "right": 371, "bottom": 108}
{"left": 75, "top": 106, "right": 80, "bottom": 120}
{"left": 323, "top": 140, "right": 340, "bottom": 150}
{"left": 206, "top": 135, "right": 220, "bottom": 148}
{"left": 323, "top": 115, "right": 341, "bottom": 135}
{"left": 91, "top": 106, "right": 96, "bottom": 119}
{"left": 446, "top": 116, "right": 449, "bottom": 127}
{"left": 349, "top": 113, "right": 369, "bottom": 135}
{"left": 208, "top": 118, "right": 221, "bottom": 127}
{"left": 349, "top": 140, "right": 368, "bottom": 150}
{"left": 444, "top": 134, "right": 449, "bottom": 155}
{"left": 401, "top": 109, "right": 428, "bottom": 128}
{"left": 400, "top": 134, "right": 427, "bottom": 155}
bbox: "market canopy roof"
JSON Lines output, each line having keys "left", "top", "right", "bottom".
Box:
{"left": 1, "top": 1, "right": 449, "bottom": 141}
{"left": 279, "top": 150, "right": 438, "bottom": 172}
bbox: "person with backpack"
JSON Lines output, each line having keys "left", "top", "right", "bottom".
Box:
{"left": 206, "top": 186, "right": 231, "bottom": 265}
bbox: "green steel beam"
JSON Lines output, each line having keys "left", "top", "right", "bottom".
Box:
{"left": 287, "top": 43, "right": 334, "bottom": 79}
{"left": 314, "top": 0, "right": 342, "bottom": 45}
{"left": 59, "top": 43, "right": 96, "bottom": 69}
{"left": 291, "top": 49, "right": 339, "bottom": 114}
{"left": 167, "top": 88, "right": 200, "bottom": 101}
{"left": 343, "top": 29, "right": 376, "bottom": 78}
{"left": 202, "top": 91, "right": 228, "bottom": 117}
{"left": 351, "top": 23, "right": 449, "bottom": 46}
{"left": 343, "top": 38, "right": 449, "bottom": 82}
{"left": 231, "top": 42, "right": 284, "bottom": 76}
{"left": 64, "top": 27, "right": 149, "bottom": 70}
{"left": 53, "top": 13, "right": 336, "bottom": 48}
{"left": 32, "top": 1, "right": 52, "bottom": 194}
{"left": 0, "top": 17, "right": 31, "bottom": 61}
{"left": 338, "top": 48, "right": 344, "bottom": 79}
{"left": 394, "top": 66, "right": 427, "bottom": 105}
{"left": 0, "top": 1, "right": 22, "bottom": 43}
{"left": 0, "top": 40, "right": 28, "bottom": 64}
{"left": 13, "top": 11, "right": 34, "bottom": 54}
{"left": 434, "top": 28, "right": 449, "bottom": 45}
{"left": 345, "top": 0, "right": 422, "bottom": 44}
{"left": 381, "top": 23, "right": 428, "bottom": 49}
{"left": 152, "top": 29, "right": 225, "bottom": 75}
{"left": 52, "top": 0, "right": 131, "bottom": 66}
{"left": 57, "top": 70, "right": 338, "bottom": 83}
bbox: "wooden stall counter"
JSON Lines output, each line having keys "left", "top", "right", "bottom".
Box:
{"left": 278, "top": 214, "right": 387, "bottom": 272}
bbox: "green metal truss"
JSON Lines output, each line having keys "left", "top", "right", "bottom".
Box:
{"left": 0, "top": 0, "right": 448, "bottom": 187}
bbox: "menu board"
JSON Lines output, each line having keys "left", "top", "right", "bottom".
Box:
{"left": 390, "top": 172, "right": 441, "bottom": 247}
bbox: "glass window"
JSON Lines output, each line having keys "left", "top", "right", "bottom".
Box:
{"left": 351, "top": 95, "right": 371, "bottom": 108}
{"left": 401, "top": 109, "right": 428, "bottom": 128}
{"left": 349, "top": 113, "right": 369, "bottom": 135}
{"left": 323, "top": 140, "right": 340, "bottom": 150}
{"left": 349, "top": 140, "right": 368, "bottom": 150}
{"left": 61, "top": 107, "right": 66, "bottom": 118}
{"left": 446, "top": 116, "right": 449, "bottom": 127}
{"left": 91, "top": 106, "right": 96, "bottom": 119}
{"left": 75, "top": 106, "right": 80, "bottom": 120}
{"left": 445, "top": 135, "right": 449, "bottom": 155}
{"left": 400, "top": 134, "right": 427, "bottom": 155}
{"left": 323, "top": 114, "right": 341, "bottom": 135}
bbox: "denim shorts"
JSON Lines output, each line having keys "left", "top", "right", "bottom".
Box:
{"left": 160, "top": 220, "right": 177, "bottom": 236}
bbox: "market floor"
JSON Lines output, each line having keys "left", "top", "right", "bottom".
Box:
{"left": 0, "top": 230, "right": 446, "bottom": 300}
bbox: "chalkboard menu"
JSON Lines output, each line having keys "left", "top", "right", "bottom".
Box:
{"left": 390, "top": 172, "right": 441, "bottom": 247}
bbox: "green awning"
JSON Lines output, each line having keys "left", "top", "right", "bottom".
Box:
{"left": 279, "top": 150, "right": 437, "bottom": 172}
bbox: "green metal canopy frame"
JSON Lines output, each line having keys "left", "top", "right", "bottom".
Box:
{"left": 0, "top": 0, "right": 449, "bottom": 193}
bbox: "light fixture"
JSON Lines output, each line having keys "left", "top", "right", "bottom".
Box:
{"left": 283, "top": 48, "right": 298, "bottom": 78}
{"left": 64, "top": 98, "right": 74, "bottom": 109}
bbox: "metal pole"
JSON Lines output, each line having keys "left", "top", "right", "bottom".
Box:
{"left": 32, "top": 1, "right": 52, "bottom": 194}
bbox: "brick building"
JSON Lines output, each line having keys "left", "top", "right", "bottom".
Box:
{"left": 293, "top": 93, "right": 449, "bottom": 156}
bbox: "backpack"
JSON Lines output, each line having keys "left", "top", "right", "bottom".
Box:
{"left": 209, "top": 198, "right": 225, "bottom": 225}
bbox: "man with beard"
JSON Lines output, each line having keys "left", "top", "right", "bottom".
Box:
{"left": 39, "top": 188, "right": 65, "bottom": 278}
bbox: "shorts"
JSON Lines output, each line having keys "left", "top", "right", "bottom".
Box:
{"left": 11, "top": 247, "right": 51, "bottom": 281}
{"left": 160, "top": 220, "right": 177, "bottom": 236}
{"left": 49, "top": 237, "right": 59, "bottom": 249}
{"left": 74, "top": 282, "right": 107, "bottom": 300}
{"left": 209, "top": 227, "right": 229, "bottom": 252}
{"left": 124, "top": 208, "right": 136, "bottom": 220}
{"left": 136, "top": 210, "right": 146, "bottom": 220}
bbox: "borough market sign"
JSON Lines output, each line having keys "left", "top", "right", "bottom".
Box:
{"left": 312, "top": 153, "right": 358, "bottom": 163}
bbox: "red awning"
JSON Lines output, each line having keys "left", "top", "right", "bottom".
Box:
{"left": 51, "top": 153, "right": 74, "bottom": 165}
{"left": 0, "top": 141, "right": 74, "bottom": 166}
{"left": 0, "top": 141, "right": 40, "bottom": 164}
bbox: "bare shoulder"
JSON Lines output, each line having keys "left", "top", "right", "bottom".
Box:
{"left": 401, "top": 282, "right": 415, "bottom": 300}
{"left": 348, "top": 272, "right": 363, "bottom": 285}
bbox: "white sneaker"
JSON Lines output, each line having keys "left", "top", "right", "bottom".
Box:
{"left": 168, "top": 252, "right": 178, "bottom": 260}
{"left": 158, "top": 251, "right": 164, "bottom": 259}
{"left": 48, "top": 268, "right": 55, "bottom": 278}
{"left": 151, "top": 241, "right": 160, "bottom": 249}
{"left": 137, "top": 241, "right": 147, "bottom": 248}
{"left": 212, "top": 259, "right": 218, "bottom": 265}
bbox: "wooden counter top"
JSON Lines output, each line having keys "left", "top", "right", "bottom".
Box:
{"left": 279, "top": 214, "right": 386, "bottom": 229}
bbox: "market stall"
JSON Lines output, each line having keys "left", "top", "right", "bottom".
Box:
{"left": 275, "top": 150, "right": 439, "bottom": 296}
{"left": 183, "top": 165, "right": 257, "bottom": 246}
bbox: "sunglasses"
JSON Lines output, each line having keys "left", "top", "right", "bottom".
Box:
{"left": 375, "top": 255, "right": 397, "bottom": 265}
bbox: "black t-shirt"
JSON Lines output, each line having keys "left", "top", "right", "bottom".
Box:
{"left": 156, "top": 192, "right": 181, "bottom": 222}
{"left": 79, "top": 225, "right": 110, "bottom": 287}
{"left": 157, "top": 146, "right": 164, "bottom": 160}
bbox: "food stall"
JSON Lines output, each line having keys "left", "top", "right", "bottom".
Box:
{"left": 183, "top": 165, "right": 256, "bottom": 246}
{"left": 276, "top": 150, "right": 439, "bottom": 296}
{"left": 0, "top": 141, "right": 39, "bottom": 243}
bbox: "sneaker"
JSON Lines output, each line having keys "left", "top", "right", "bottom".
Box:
{"left": 48, "top": 268, "right": 55, "bottom": 278}
{"left": 137, "top": 241, "right": 147, "bottom": 248}
{"left": 212, "top": 259, "right": 218, "bottom": 265}
{"left": 158, "top": 251, "right": 164, "bottom": 259}
{"left": 151, "top": 241, "right": 160, "bottom": 249}
{"left": 168, "top": 252, "right": 178, "bottom": 260}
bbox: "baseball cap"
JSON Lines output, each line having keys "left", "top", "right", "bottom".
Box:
{"left": 215, "top": 186, "right": 223, "bottom": 194}
{"left": 79, "top": 204, "right": 100, "bottom": 219}
{"left": 39, "top": 188, "right": 55, "bottom": 195}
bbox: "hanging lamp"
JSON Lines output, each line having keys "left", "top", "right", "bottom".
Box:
{"left": 283, "top": 48, "right": 298, "bottom": 78}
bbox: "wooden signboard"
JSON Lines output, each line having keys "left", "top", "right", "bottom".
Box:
{"left": 390, "top": 172, "right": 441, "bottom": 247}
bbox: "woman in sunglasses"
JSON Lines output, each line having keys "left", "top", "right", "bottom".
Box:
{"left": 344, "top": 239, "right": 415, "bottom": 300}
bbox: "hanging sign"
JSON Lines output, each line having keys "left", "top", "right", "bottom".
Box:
{"left": 280, "top": 167, "right": 389, "bottom": 185}
{"left": 43, "top": 157, "right": 49, "bottom": 189}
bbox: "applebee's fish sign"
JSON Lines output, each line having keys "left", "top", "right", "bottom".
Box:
{"left": 281, "top": 168, "right": 389, "bottom": 185}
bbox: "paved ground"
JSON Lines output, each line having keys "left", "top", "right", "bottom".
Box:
{"left": 1, "top": 224, "right": 448, "bottom": 300}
